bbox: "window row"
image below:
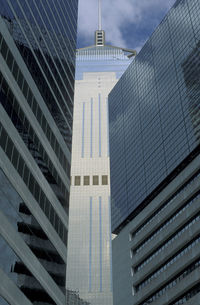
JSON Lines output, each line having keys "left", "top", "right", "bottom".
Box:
{"left": 0, "top": 234, "right": 57, "bottom": 304}
{"left": 133, "top": 234, "right": 200, "bottom": 290}
{"left": 73, "top": 175, "right": 108, "bottom": 186}
{"left": 0, "top": 123, "right": 67, "bottom": 245}
{"left": 132, "top": 192, "right": 200, "bottom": 255}
{"left": 0, "top": 70, "right": 69, "bottom": 210}
{"left": 134, "top": 213, "right": 200, "bottom": 272}
{"left": 170, "top": 283, "right": 200, "bottom": 305}
{"left": 0, "top": 32, "right": 70, "bottom": 176}
{"left": 130, "top": 170, "right": 200, "bottom": 239}
{"left": 136, "top": 257, "right": 200, "bottom": 304}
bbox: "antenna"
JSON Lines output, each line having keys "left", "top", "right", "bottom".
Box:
{"left": 98, "top": 0, "right": 102, "bottom": 30}
{"left": 95, "top": 0, "right": 105, "bottom": 46}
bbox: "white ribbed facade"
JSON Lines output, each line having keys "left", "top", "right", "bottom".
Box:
{"left": 66, "top": 45, "right": 132, "bottom": 305}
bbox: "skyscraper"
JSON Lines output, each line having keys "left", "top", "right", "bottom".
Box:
{"left": 0, "top": 1, "right": 78, "bottom": 304}
{"left": 66, "top": 2, "right": 136, "bottom": 304}
{"left": 108, "top": 0, "right": 200, "bottom": 304}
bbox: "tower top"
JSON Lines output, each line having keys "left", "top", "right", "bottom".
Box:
{"left": 95, "top": 0, "right": 105, "bottom": 46}
{"left": 95, "top": 30, "right": 105, "bottom": 46}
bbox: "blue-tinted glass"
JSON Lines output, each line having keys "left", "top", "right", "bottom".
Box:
{"left": 109, "top": 0, "right": 200, "bottom": 233}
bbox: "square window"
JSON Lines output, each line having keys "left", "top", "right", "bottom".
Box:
{"left": 75, "top": 176, "right": 81, "bottom": 186}
{"left": 84, "top": 176, "right": 90, "bottom": 185}
{"left": 102, "top": 175, "right": 108, "bottom": 185}
{"left": 93, "top": 175, "right": 99, "bottom": 185}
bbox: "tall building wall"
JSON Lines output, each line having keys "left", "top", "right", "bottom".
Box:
{"left": 66, "top": 46, "right": 132, "bottom": 305}
{"left": 109, "top": 0, "right": 200, "bottom": 234}
{"left": 0, "top": 1, "right": 78, "bottom": 304}
{"left": 108, "top": 0, "right": 200, "bottom": 304}
{"left": 113, "top": 153, "right": 200, "bottom": 305}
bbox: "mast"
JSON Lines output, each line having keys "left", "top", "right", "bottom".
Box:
{"left": 98, "top": 0, "right": 102, "bottom": 30}
{"left": 95, "top": 0, "right": 105, "bottom": 46}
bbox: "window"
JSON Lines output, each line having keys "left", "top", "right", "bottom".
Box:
{"left": 102, "top": 175, "right": 108, "bottom": 185}
{"left": 93, "top": 175, "right": 99, "bottom": 185}
{"left": 75, "top": 176, "right": 81, "bottom": 186}
{"left": 84, "top": 176, "right": 90, "bottom": 185}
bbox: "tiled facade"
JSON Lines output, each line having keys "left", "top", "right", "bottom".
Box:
{"left": 66, "top": 45, "right": 132, "bottom": 305}
{"left": 109, "top": 0, "right": 200, "bottom": 234}
{"left": 109, "top": 0, "right": 200, "bottom": 304}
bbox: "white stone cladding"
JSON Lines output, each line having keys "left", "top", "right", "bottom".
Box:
{"left": 66, "top": 46, "right": 131, "bottom": 305}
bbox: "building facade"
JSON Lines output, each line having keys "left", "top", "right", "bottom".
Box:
{"left": 66, "top": 33, "right": 135, "bottom": 305}
{"left": 108, "top": 0, "right": 200, "bottom": 304}
{"left": 0, "top": 1, "right": 78, "bottom": 304}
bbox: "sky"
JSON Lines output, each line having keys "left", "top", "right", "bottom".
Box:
{"left": 77, "top": 0, "right": 177, "bottom": 52}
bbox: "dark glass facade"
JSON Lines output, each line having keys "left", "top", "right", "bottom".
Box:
{"left": 1, "top": 0, "right": 77, "bottom": 151}
{"left": 109, "top": 0, "right": 200, "bottom": 233}
{"left": 0, "top": 1, "right": 78, "bottom": 304}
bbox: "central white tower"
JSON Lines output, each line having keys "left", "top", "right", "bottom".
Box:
{"left": 66, "top": 1, "right": 136, "bottom": 304}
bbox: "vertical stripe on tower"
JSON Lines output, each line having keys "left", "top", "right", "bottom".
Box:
{"left": 89, "top": 197, "right": 92, "bottom": 292}
{"left": 108, "top": 196, "right": 113, "bottom": 292}
{"left": 99, "top": 196, "right": 102, "bottom": 292}
{"left": 81, "top": 102, "right": 85, "bottom": 158}
{"left": 99, "top": 94, "right": 101, "bottom": 157}
{"left": 90, "top": 98, "right": 93, "bottom": 158}
{"left": 107, "top": 98, "right": 110, "bottom": 157}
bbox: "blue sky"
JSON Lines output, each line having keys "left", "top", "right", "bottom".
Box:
{"left": 77, "top": 0, "right": 176, "bottom": 52}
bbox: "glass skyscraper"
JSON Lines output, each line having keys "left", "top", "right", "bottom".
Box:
{"left": 0, "top": 1, "right": 78, "bottom": 304}
{"left": 109, "top": 0, "right": 200, "bottom": 234}
{"left": 66, "top": 28, "right": 135, "bottom": 304}
{"left": 108, "top": 0, "right": 200, "bottom": 304}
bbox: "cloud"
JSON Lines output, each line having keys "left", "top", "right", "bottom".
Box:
{"left": 77, "top": 0, "right": 176, "bottom": 48}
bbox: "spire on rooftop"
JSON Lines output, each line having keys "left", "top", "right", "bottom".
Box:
{"left": 95, "top": 0, "right": 105, "bottom": 46}
{"left": 78, "top": 0, "right": 137, "bottom": 58}
{"left": 98, "top": 0, "right": 102, "bottom": 30}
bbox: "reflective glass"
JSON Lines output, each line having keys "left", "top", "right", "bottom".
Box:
{"left": 109, "top": 0, "right": 200, "bottom": 232}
